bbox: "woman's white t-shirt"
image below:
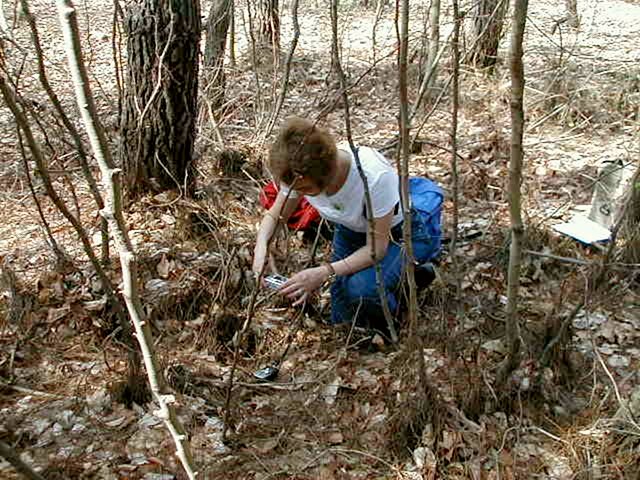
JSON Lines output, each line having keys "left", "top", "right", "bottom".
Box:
{"left": 281, "top": 145, "right": 403, "bottom": 233}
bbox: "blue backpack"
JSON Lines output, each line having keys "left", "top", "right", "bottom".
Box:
{"left": 408, "top": 176, "right": 444, "bottom": 261}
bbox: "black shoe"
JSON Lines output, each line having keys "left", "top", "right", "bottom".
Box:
{"left": 415, "top": 262, "right": 436, "bottom": 289}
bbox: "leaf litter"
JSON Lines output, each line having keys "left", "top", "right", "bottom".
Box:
{"left": 0, "top": 0, "right": 639, "bottom": 478}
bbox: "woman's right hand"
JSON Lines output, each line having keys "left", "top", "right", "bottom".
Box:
{"left": 252, "top": 241, "right": 268, "bottom": 278}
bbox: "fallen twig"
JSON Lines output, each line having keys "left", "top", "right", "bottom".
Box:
{"left": 0, "top": 440, "right": 46, "bottom": 480}
{"left": 524, "top": 249, "right": 590, "bottom": 265}
{"left": 592, "top": 339, "right": 640, "bottom": 431}
{"left": 0, "top": 379, "right": 65, "bottom": 399}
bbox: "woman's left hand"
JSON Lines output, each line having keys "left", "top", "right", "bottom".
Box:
{"left": 280, "top": 266, "right": 329, "bottom": 306}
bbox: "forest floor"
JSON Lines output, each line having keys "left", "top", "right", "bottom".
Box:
{"left": 1, "top": 0, "right": 640, "bottom": 479}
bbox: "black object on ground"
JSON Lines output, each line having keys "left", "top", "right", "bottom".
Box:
{"left": 253, "top": 365, "right": 279, "bottom": 381}
{"left": 253, "top": 306, "right": 306, "bottom": 382}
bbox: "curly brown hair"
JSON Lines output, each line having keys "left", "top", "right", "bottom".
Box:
{"left": 268, "top": 117, "right": 337, "bottom": 190}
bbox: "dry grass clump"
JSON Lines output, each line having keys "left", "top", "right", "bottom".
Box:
{"left": 386, "top": 348, "right": 445, "bottom": 459}
{"left": 107, "top": 373, "right": 152, "bottom": 409}
{"left": 536, "top": 417, "right": 640, "bottom": 479}
{"left": 190, "top": 306, "right": 280, "bottom": 363}
{"left": 619, "top": 179, "right": 640, "bottom": 268}
{"left": 0, "top": 261, "right": 34, "bottom": 328}
{"left": 531, "top": 59, "right": 639, "bottom": 132}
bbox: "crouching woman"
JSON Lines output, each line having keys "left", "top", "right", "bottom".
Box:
{"left": 252, "top": 117, "right": 443, "bottom": 331}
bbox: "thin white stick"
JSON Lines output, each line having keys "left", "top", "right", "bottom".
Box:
{"left": 55, "top": 1, "right": 197, "bottom": 478}
{"left": 593, "top": 339, "right": 640, "bottom": 432}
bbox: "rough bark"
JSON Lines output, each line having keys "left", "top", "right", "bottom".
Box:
{"left": 566, "top": 0, "right": 579, "bottom": 28}
{"left": 118, "top": 0, "right": 200, "bottom": 200}
{"left": 422, "top": 0, "right": 440, "bottom": 98}
{"left": 497, "top": 0, "right": 528, "bottom": 385}
{"left": 204, "top": 0, "right": 231, "bottom": 113}
{"left": 264, "top": 0, "right": 299, "bottom": 138}
{"left": 469, "top": 0, "right": 508, "bottom": 70}
{"left": 255, "top": 0, "right": 280, "bottom": 53}
{"left": 56, "top": 1, "right": 196, "bottom": 477}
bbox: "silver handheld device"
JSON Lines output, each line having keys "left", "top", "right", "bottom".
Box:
{"left": 264, "top": 274, "right": 288, "bottom": 290}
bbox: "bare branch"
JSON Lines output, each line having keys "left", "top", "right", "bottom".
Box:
{"left": 0, "top": 76, "right": 113, "bottom": 303}
{"left": 450, "top": 0, "right": 462, "bottom": 315}
{"left": 331, "top": 0, "right": 398, "bottom": 343}
{"left": 0, "top": 440, "right": 46, "bottom": 480}
{"left": 0, "top": 41, "right": 141, "bottom": 410}
{"left": 263, "top": 0, "right": 300, "bottom": 139}
{"left": 222, "top": 179, "right": 300, "bottom": 439}
{"left": 397, "top": 0, "right": 428, "bottom": 384}
{"left": 20, "top": 0, "right": 110, "bottom": 263}
{"left": 55, "top": 1, "right": 196, "bottom": 477}
{"left": 16, "top": 127, "right": 68, "bottom": 265}
{"left": 496, "top": 0, "right": 528, "bottom": 385}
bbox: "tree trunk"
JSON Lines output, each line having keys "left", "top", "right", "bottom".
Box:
{"left": 497, "top": 0, "right": 528, "bottom": 386}
{"left": 118, "top": 0, "right": 201, "bottom": 200}
{"left": 566, "top": 0, "right": 579, "bottom": 28}
{"left": 329, "top": 0, "right": 340, "bottom": 81}
{"left": 621, "top": 168, "right": 640, "bottom": 266}
{"left": 229, "top": 0, "right": 236, "bottom": 67}
{"left": 204, "top": 0, "right": 231, "bottom": 113}
{"left": 450, "top": 0, "right": 462, "bottom": 314}
{"left": 255, "top": 0, "right": 279, "bottom": 53}
{"left": 399, "top": 0, "right": 420, "bottom": 353}
{"left": 469, "top": 0, "right": 507, "bottom": 70}
{"left": 422, "top": 0, "right": 441, "bottom": 101}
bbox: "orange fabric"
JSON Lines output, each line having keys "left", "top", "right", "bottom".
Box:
{"left": 259, "top": 182, "right": 321, "bottom": 231}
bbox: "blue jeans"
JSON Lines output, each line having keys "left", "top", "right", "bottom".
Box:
{"left": 329, "top": 205, "right": 441, "bottom": 327}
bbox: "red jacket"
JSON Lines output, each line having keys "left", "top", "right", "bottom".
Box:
{"left": 259, "top": 182, "right": 320, "bottom": 231}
